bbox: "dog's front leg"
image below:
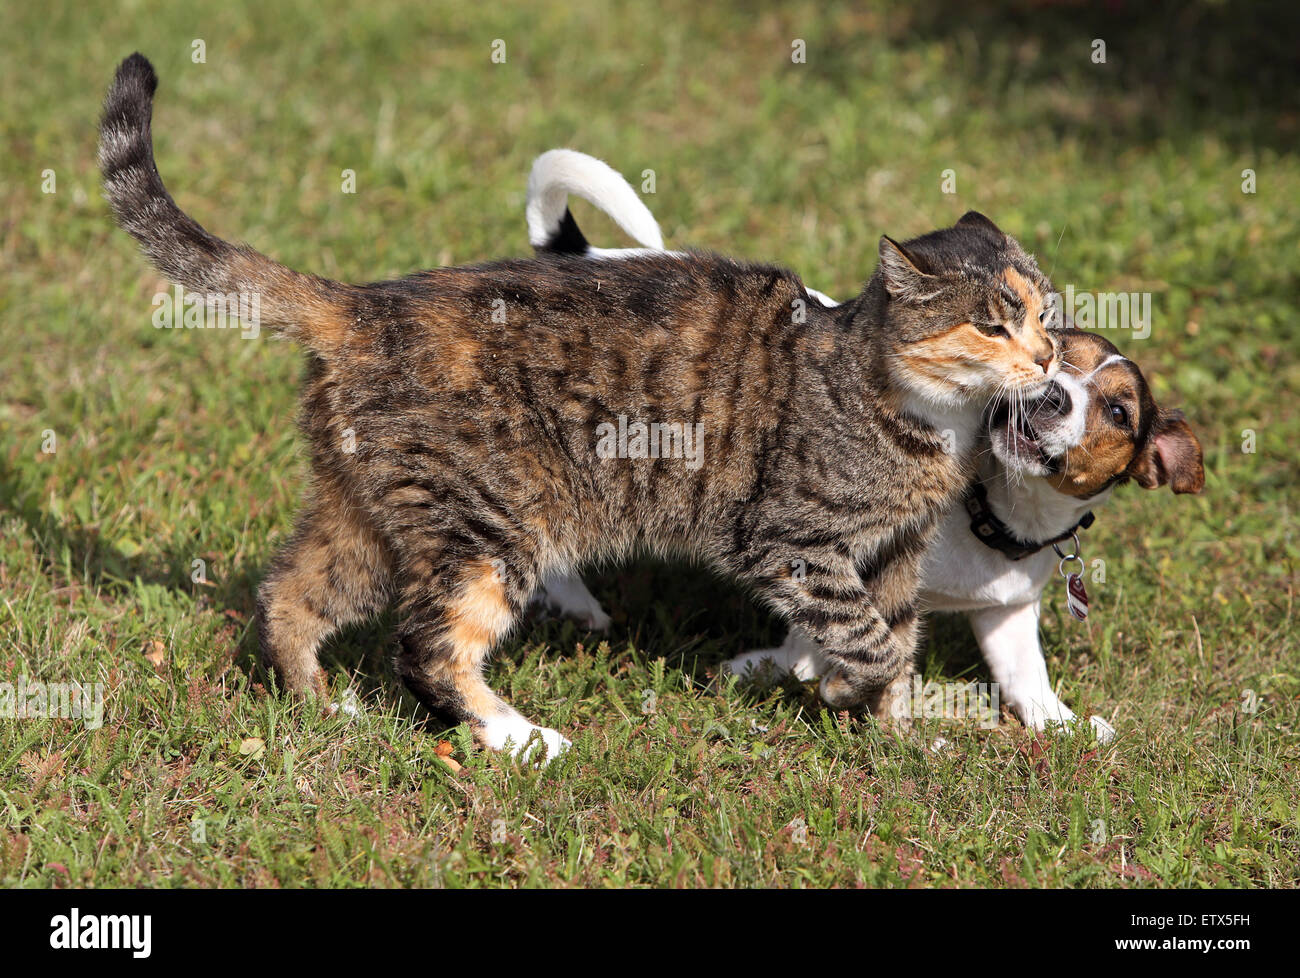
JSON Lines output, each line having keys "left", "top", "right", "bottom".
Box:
{"left": 967, "top": 600, "right": 1114, "bottom": 742}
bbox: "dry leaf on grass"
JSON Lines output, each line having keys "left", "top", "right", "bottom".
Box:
{"left": 434, "top": 741, "right": 462, "bottom": 773}
{"left": 143, "top": 640, "right": 166, "bottom": 668}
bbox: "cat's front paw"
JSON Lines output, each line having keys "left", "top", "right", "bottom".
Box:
{"left": 865, "top": 673, "right": 915, "bottom": 728}
{"left": 1018, "top": 697, "right": 1077, "bottom": 734}
{"left": 820, "top": 667, "right": 914, "bottom": 729}
{"left": 480, "top": 715, "right": 572, "bottom": 765}
{"left": 818, "top": 668, "right": 869, "bottom": 713}
{"left": 513, "top": 727, "right": 572, "bottom": 765}
{"left": 574, "top": 607, "right": 611, "bottom": 631}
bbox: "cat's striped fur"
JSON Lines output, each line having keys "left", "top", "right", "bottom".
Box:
{"left": 99, "top": 54, "right": 1060, "bottom": 758}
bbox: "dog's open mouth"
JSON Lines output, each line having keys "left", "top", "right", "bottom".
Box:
{"left": 987, "top": 382, "right": 1073, "bottom": 473}
{"left": 991, "top": 408, "right": 1050, "bottom": 467}
{"left": 1007, "top": 412, "right": 1048, "bottom": 462}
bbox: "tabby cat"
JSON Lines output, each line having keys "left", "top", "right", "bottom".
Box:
{"left": 99, "top": 54, "right": 1060, "bottom": 759}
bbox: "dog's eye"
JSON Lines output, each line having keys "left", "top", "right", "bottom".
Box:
{"left": 977, "top": 323, "right": 1009, "bottom": 338}
{"left": 1109, "top": 403, "right": 1129, "bottom": 428}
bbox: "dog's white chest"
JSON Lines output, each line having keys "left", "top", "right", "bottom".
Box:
{"left": 920, "top": 505, "right": 1058, "bottom": 611}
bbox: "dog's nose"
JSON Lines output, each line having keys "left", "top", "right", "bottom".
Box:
{"left": 1041, "top": 381, "right": 1071, "bottom": 416}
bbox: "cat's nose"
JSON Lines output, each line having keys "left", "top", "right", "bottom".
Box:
{"left": 1033, "top": 346, "right": 1056, "bottom": 373}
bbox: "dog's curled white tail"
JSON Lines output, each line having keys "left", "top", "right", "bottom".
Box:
{"left": 525, "top": 147, "right": 841, "bottom": 308}
{"left": 526, "top": 149, "right": 664, "bottom": 252}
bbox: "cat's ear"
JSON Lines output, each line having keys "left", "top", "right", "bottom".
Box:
{"left": 878, "top": 236, "right": 937, "bottom": 303}
{"left": 956, "top": 211, "right": 1004, "bottom": 237}
{"left": 1129, "top": 409, "right": 1205, "bottom": 494}
{"left": 968, "top": 209, "right": 1037, "bottom": 265}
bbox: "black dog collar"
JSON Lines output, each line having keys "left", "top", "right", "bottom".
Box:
{"left": 964, "top": 482, "right": 1095, "bottom": 561}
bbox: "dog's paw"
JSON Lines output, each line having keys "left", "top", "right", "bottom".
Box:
{"left": 1020, "top": 700, "right": 1113, "bottom": 743}
{"left": 1088, "top": 715, "right": 1116, "bottom": 744}
{"left": 724, "top": 647, "right": 822, "bottom": 682}
{"left": 533, "top": 572, "right": 611, "bottom": 632}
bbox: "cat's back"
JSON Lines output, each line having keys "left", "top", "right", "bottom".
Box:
{"left": 309, "top": 250, "right": 839, "bottom": 550}
{"left": 336, "top": 250, "right": 834, "bottom": 412}
{"left": 368, "top": 249, "right": 819, "bottom": 336}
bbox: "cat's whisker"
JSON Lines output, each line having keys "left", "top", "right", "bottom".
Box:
{"left": 1045, "top": 221, "right": 1068, "bottom": 280}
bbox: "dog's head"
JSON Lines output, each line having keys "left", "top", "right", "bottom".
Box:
{"left": 986, "top": 328, "right": 1204, "bottom": 497}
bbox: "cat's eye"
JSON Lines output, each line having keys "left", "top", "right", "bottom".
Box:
{"left": 1108, "top": 403, "right": 1129, "bottom": 428}
{"left": 976, "top": 323, "right": 1010, "bottom": 338}
{"left": 1039, "top": 298, "right": 1058, "bottom": 327}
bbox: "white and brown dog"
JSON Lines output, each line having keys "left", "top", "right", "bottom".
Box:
{"left": 524, "top": 150, "right": 1205, "bottom": 742}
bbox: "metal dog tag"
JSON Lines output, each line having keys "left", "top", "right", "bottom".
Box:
{"left": 1064, "top": 572, "right": 1089, "bottom": 621}
{"left": 1054, "top": 532, "right": 1089, "bottom": 623}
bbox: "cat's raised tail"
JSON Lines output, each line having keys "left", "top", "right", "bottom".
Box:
{"left": 98, "top": 54, "right": 352, "bottom": 357}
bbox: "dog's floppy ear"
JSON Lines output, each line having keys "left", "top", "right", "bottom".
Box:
{"left": 878, "top": 235, "right": 936, "bottom": 303}
{"left": 1130, "top": 409, "right": 1205, "bottom": 494}
{"left": 956, "top": 211, "right": 1004, "bottom": 237}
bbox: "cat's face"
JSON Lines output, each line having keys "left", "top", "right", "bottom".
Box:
{"left": 878, "top": 211, "right": 1060, "bottom": 406}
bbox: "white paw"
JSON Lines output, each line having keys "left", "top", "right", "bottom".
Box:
{"left": 510, "top": 727, "right": 571, "bottom": 765}
{"left": 722, "top": 650, "right": 777, "bottom": 677}
{"left": 578, "top": 607, "right": 612, "bottom": 631}
{"left": 327, "top": 689, "right": 361, "bottom": 718}
{"left": 724, "top": 648, "right": 822, "bottom": 682}
{"left": 1019, "top": 698, "right": 1078, "bottom": 734}
{"left": 1089, "top": 715, "right": 1116, "bottom": 744}
{"left": 534, "top": 571, "right": 611, "bottom": 631}
{"left": 481, "top": 713, "right": 571, "bottom": 764}
{"left": 1019, "top": 699, "right": 1114, "bottom": 742}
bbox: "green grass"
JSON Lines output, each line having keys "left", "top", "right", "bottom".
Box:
{"left": 1, "top": 0, "right": 1297, "bottom": 887}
